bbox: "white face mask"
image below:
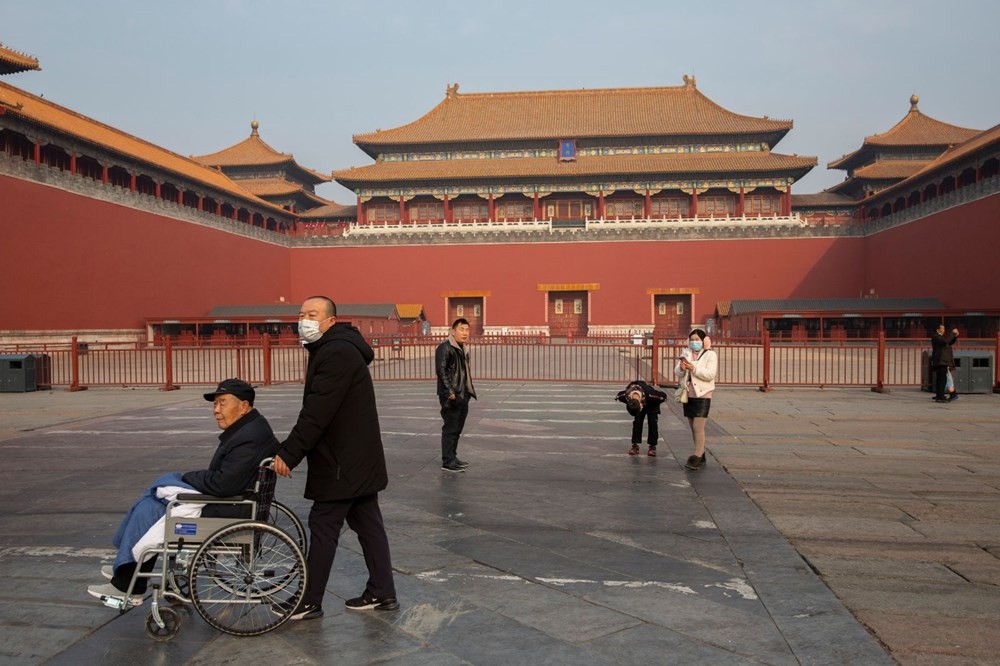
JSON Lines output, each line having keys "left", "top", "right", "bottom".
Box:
{"left": 298, "top": 318, "right": 323, "bottom": 343}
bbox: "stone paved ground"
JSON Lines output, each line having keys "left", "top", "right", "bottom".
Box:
{"left": 704, "top": 387, "right": 1000, "bottom": 666}
{"left": 0, "top": 382, "right": 996, "bottom": 664}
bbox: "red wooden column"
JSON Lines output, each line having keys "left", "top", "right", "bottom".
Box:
{"left": 33, "top": 139, "right": 40, "bottom": 164}
{"left": 356, "top": 196, "right": 364, "bottom": 225}
{"left": 197, "top": 195, "right": 203, "bottom": 211}
{"left": 533, "top": 193, "right": 540, "bottom": 220}
{"left": 398, "top": 197, "right": 406, "bottom": 224}
{"left": 644, "top": 190, "right": 652, "bottom": 219}
{"left": 215, "top": 201, "right": 222, "bottom": 215}
{"left": 443, "top": 194, "right": 450, "bottom": 223}
{"left": 598, "top": 190, "right": 605, "bottom": 219}
{"left": 101, "top": 164, "right": 108, "bottom": 184}
{"left": 69, "top": 152, "right": 77, "bottom": 175}
{"left": 129, "top": 171, "right": 136, "bottom": 192}
{"left": 176, "top": 189, "right": 182, "bottom": 205}
{"left": 738, "top": 186, "right": 745, "bottom": 216}
{"left": 690, "top": 189, "right": 699, "bottom": 218}
{"left": 782, "top": 188, "right": 792, "bottom": 216}
{"left": 488, "top": 193, "right": 495, "bottom": 222}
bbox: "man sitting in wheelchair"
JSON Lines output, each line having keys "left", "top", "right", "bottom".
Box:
{"left": 87, "top": 378, "right": 280, "bottom": 606}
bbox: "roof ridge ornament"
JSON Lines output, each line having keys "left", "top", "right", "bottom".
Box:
{"left": 909, "top": 94, "right": 919, "bottom": 112}
{"left": 250, "top": 120, "right": 260, "bottom": 136}
{"left": 682, "top": 74, "right": 697, "bottom": 89}
{"left": 446, "top": 83, "right": 460, "bottom": 98}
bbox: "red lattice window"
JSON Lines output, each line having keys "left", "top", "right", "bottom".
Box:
{"left": 651, "top": 197, "right": 690, "bottom": 217}
{"left": 366, "top": 204, "right": 400, "bottom": 224}
{"left": 745, "top": 195, "right": 779, "bottom": 215}
{"left": 453, "top": 203, "right": 488, "bottom": 221}
{"left": 700, "top": 196, "right": 735, "bottom": 216}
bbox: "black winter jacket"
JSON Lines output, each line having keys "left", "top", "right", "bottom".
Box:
{"left": 930, "top": 330, "right": 958, "bottom": 367}
{"left": 181, "top": 409, "right": 279, "bottom": 518}
{"left": 435, "top": 337, "right": 477, "bottom": 401}
{"left": 616, "top": 380, "right": 667, "bottom": 415}
{"left": 277, "top": 322, "right": 388, "bottom": 501}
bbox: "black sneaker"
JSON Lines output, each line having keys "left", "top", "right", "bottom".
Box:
{"left": 345, "top": 591, "right": 399, "bottom": 611}
{"left": 289, "top": 602, "right": 324, "bottom": 621}
{"left": 949, "top": 393, "right": 959, "bottom": 401}
{"left": 455, "top": 459, "right": 470, "bottom": 468}
{"left": 441, "top": 462, "right": 465, "bottom": 473}
{"left": 685, "top": 454, "right": 703, "bottom": 470}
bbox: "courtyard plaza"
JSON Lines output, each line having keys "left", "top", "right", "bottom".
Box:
{"left": 0, "top": 382, "right": 997, "bottom": 664}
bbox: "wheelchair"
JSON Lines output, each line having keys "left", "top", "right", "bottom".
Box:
{"left": 98, "top": 458, "right": 308, "bottom": 640}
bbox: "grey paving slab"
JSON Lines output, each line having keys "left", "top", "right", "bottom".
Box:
{"left": 0, "top": 383, "right": 913, "bottom": 664}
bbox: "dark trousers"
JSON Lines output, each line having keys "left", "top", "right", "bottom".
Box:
{"left": 303, "top": 494, "right": 395, "bottom": 606}
{"left": 631, "top": 410, "right": 659, "bottom": 446}
{"left": 112, "top": 556, "right": 157, "bottom": 594}
{"left": 933, "top": 365, "right": 948, "bottom": 399}
{"left": 440, "top": 397, "right": 469, "bottom": 465}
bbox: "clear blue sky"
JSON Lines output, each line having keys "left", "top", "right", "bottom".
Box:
{"left": 6, "top": 0, "right": 999, "bottom": 203}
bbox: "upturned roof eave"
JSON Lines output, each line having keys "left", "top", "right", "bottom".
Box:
{"left": 0, "top": 95, "right": 291, "bottom": 217}
{"left": 354, "top": 127, "right": 793, "bottom": 152}
{"left": 333, "top": 163, "right": 816, "bottom": 190}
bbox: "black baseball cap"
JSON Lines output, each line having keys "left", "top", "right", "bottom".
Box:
{"left": 203, "top": 378, "right": 255, "bottom": 405}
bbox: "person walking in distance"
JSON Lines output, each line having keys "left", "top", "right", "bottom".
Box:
{"left": 930, "top": 323, "right": 959, "bottom": 403}
{"left": 436, "top": 318, "right": 477, "bottom": 473}
{"left": 274, "top": 296, "right": 398, "bottom": 620}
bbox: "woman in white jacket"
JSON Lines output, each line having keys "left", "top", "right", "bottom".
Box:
{"left": 675, "top": 329, "right": 717, "bottom": 470}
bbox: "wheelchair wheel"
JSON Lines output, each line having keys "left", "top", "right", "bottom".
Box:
{"left": 267, "top": 501, "right": 307, "bottom": 554}
{"left": 145, "top": 607, "right": 181, "bottom": 641}
{"left": 189, "top": 522, "right": 306, "bottom": 636}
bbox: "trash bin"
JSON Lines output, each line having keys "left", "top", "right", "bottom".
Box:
{"left": 0, "top": 354, "right": 38, "bottom": 392}
{"left": 920, "top": 350, "right": 934, "bottom": 392}
{"left": 33, "top": 353, "right": 52, "bottom": 389}
{"left": 952, "top": 350, "right": 995, "bottom": 394}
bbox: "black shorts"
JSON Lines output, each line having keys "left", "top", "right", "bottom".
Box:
{"left": 683, "top": 397, "right": 711, "bottom": 418}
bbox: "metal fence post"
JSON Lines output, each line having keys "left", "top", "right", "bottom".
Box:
{"left": 872, "top": 331, "right": 889, "bottom": 393}
{"left": 263, "top": 334, "right": 272, "bottom": 386}
{"left": 69, "top": 336, "right": 87, "bottom": 392}
{"left": 995, "top": 333, "right": 1000, "bottom": 393}
{"left": 161, "top": 336, "right": 178, "bottom": 391}
{"left": 759, "top": 331, "right": 771, "bottom": 392}
{"left": 651, "top": 335, "right": 660, "bottom": 385}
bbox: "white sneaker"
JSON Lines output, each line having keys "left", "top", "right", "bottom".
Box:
{"left": 87, "top": 582, "right": 142, "bottom": 606}
{"left": 101, "top": 565, "right": 114, "bottom": 580}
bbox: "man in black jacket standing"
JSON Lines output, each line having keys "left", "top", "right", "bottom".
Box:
{"left": 930, "top": 324, "right": 959, "bottom": 403}
{"left": 435, "top": 318, "right": 477, "bottom": 473}
{"left": 274, "top": 296, "right": 398, "bottom": 620}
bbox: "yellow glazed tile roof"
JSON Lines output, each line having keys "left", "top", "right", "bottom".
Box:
{"left": 829, "top": 96, "right": 980, "bottom": 169}
{"left": 0, "top": 81, "right": 289, "bottom": 214}
{"left": 0, "top": 43, "right": 40, "bottom": 75}
{"left": 395, "top": 304, "right": 425, "bottom": 319}
{"left": 193, "top": 121, "right": 330, "bottom": 183}
{"left": 354, "top": 79, "right": 793, "bottom": 146}
{"left": 334, "top": 151, "right": 816, "bottom": 184}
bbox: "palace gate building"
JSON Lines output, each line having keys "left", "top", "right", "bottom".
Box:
{"left": 1, "top": 42, "right": 998, "bottom": 342}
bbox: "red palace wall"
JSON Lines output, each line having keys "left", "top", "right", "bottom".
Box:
{"left": 0, "top": 175, "right": 291, "bottom": 330}
{"left": 288, "top": 237, "right": 865, "bottom": 328}
{"left": 863, "top": 195, "right": 1000, "bottom": 309}
{"left": 8, "top": 172, "right": 995, "bottom": 334}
